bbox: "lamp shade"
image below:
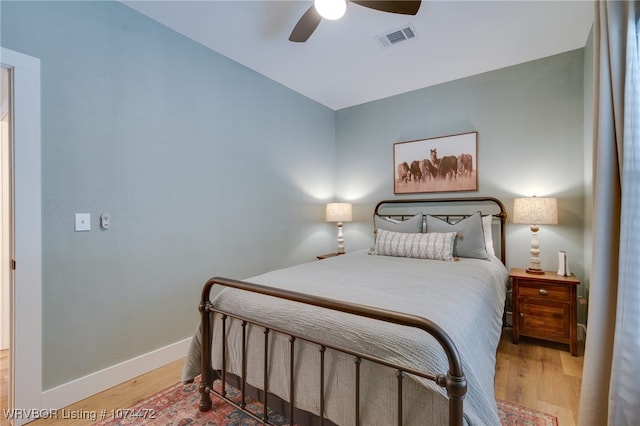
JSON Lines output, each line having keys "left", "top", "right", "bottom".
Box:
{"left": 326, "top": 202, "right": 352, "bottom": 223}
{"left": 513, "top": 197, "right": 558, "bottom": 225}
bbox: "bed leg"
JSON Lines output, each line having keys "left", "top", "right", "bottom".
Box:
{"left": 198, "top": 323, "right": 213, "bottom": 412}
{"left": 199, "top": 382, "right": 212, "bottom": 412}
{"left": 199, "top": 284, "right": 215, "bottom": 412}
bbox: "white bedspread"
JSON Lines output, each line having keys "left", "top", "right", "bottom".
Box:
{"left": 183, "top": 250, "right": 508, "bottom": 425}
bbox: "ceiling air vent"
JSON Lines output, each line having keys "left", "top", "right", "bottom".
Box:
{"left": 376, "top": 25, "right": 417, "bottom": 48}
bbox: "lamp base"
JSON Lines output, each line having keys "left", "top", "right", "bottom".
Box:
{"left": 336, "top": 222, "right": 345, "bottom": 254}
{"left": 526, "top": 228, "right": 544, "bottom": 275}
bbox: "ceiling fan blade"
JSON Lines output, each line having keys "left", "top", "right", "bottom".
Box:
{"left": 350, "top": 0, "right": 421, "bottom": 15}
{"left": 289, "top": 5, "right": 323, "bottom": 42}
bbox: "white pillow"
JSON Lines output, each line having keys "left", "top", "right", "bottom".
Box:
{"left": 482, "top": 215, "right": 496, "bottom": 257}
{"left": 374, "top": 229, "right": 457, "bottom": 261}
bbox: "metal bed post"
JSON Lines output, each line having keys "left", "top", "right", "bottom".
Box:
{"left": 198, "top": 279, "right": 215, "bottom": 412}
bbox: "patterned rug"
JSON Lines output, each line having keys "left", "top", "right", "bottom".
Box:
{"left": 497, "top": 399, "right": 558, "bottom": 426}
{"left": 96, "top": 380, "right": 558, "bottom": 426}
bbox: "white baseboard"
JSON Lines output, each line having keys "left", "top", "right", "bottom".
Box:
{"left": 41, "top": 338, "right": 191, "bottom": 410}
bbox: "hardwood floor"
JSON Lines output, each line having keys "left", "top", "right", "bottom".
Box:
{"left": 24, "top": 329, "right": 582, "bottom": 426}
{"left": 496, "top": 328, "right": 583, "bottom": 426}
{"left": 1, "top": 350, "right": 8, "bottom": 426}
{"left": 26, "top": 359, "right": 185, "bottom": 426}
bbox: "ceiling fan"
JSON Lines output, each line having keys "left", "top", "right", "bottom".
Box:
{"left": 289, "top": 0, "right": 422, "bottom": 42}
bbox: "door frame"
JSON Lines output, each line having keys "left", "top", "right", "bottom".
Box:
{"left": 1, "top": 47, "right": 42, "bottom": 423}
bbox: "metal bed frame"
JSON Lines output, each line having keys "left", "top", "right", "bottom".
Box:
{"left": 198, "top": 197, "right": 507, "bottom": 426}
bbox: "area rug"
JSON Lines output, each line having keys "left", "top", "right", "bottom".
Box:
{"left": 496, "top": 399, "right": 558, "bottom": 426}
{"left": 96, "top": 380, "right": 558, "bottom": 426}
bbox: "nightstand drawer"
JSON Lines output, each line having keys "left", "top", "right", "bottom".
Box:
{"left": 518, "top": 282, "right": 570, "bottom": 301}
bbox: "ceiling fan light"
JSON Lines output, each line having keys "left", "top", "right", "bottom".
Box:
{"left": 314, "top": 0, "right": 347, "bottom": 20}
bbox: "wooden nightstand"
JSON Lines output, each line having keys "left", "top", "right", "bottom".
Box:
{"left": 510, "top": 268, "right": 580, "bottom": 356}
{"left": 316, "top": 252, "right": 344, "bottom": 260}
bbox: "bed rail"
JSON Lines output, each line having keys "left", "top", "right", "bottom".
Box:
{"left": 198, "top": 277, "right": 467, "bottom": 426}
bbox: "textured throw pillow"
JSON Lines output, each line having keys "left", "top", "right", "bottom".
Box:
{"left": 374, "top": 213, "right": 424, "bottom": 233}
{"left": 482, "top": 215, "right": 496, "bottom": 257}
{"left": 374, "top": 229, "right": 457, "bottom": 261}
{"left": 425, "top": 212, "right": 489, "bottom": 260}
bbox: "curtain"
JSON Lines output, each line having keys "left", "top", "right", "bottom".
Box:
{"left": 579, "top": 1, "right": 640, "bottom": 425}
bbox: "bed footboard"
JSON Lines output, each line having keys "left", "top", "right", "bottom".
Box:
{"left": 198, "top": 277, "right": 467, "bottom": 426}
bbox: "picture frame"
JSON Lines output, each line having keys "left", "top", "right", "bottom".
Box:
{"left": 393, "top": 131, "right": 478, "bottom": 194}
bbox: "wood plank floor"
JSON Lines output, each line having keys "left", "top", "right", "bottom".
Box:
{"left": 0, "top": 350, "right": 8, "bottom": 426}
{"left": 496, "top": 329, "right": 583, "bottom": 426}
{"left": 20, "top": 329, "right": 583, "bottom": 426}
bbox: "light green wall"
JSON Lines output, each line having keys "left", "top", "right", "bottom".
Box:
{"left": 1, "top": 1, "right": 336, "bottom": 389}
{"left": 336, "top": 49, "right": 587, "bottom": 315}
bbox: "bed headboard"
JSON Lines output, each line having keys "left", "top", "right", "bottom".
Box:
{"left": 373, "top": 197, "right": 508, "bottom": 264}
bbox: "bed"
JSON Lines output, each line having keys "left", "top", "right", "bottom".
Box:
{"left": 182, "top": 197, "right": 509, "bottom": 426}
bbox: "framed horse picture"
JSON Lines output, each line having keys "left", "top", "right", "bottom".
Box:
{"left": 394, "top": 131, "right": 478, "bottom": 194}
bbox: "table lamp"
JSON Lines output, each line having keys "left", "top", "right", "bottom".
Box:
{"left": 513, "top": 196, "right": 558, "bottom": 274}
{"left": 326, "top": 202, "right": 352, "bottom": 254}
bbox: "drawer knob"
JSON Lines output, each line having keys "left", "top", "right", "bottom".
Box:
{"left": 539, "top": 289, "right": 548, "bottom": 295}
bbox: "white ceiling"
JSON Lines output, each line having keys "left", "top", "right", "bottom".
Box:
{"left": 122, "top": 0, "right": 594, "bottom": 110}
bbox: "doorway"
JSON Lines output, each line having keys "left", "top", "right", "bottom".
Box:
{"left": 0, "top": 47, "right": 42, "bottom": 426}
{"left": 0, "top": 64, "right": 10, "bottom": 426}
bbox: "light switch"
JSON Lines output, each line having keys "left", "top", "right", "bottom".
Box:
{"left": 75, "top": 213, "right": 91, "bottom": 232}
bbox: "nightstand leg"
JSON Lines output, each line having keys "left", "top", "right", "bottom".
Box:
{"left": 512, "top": 308, "right": 519, "bottom": 344}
